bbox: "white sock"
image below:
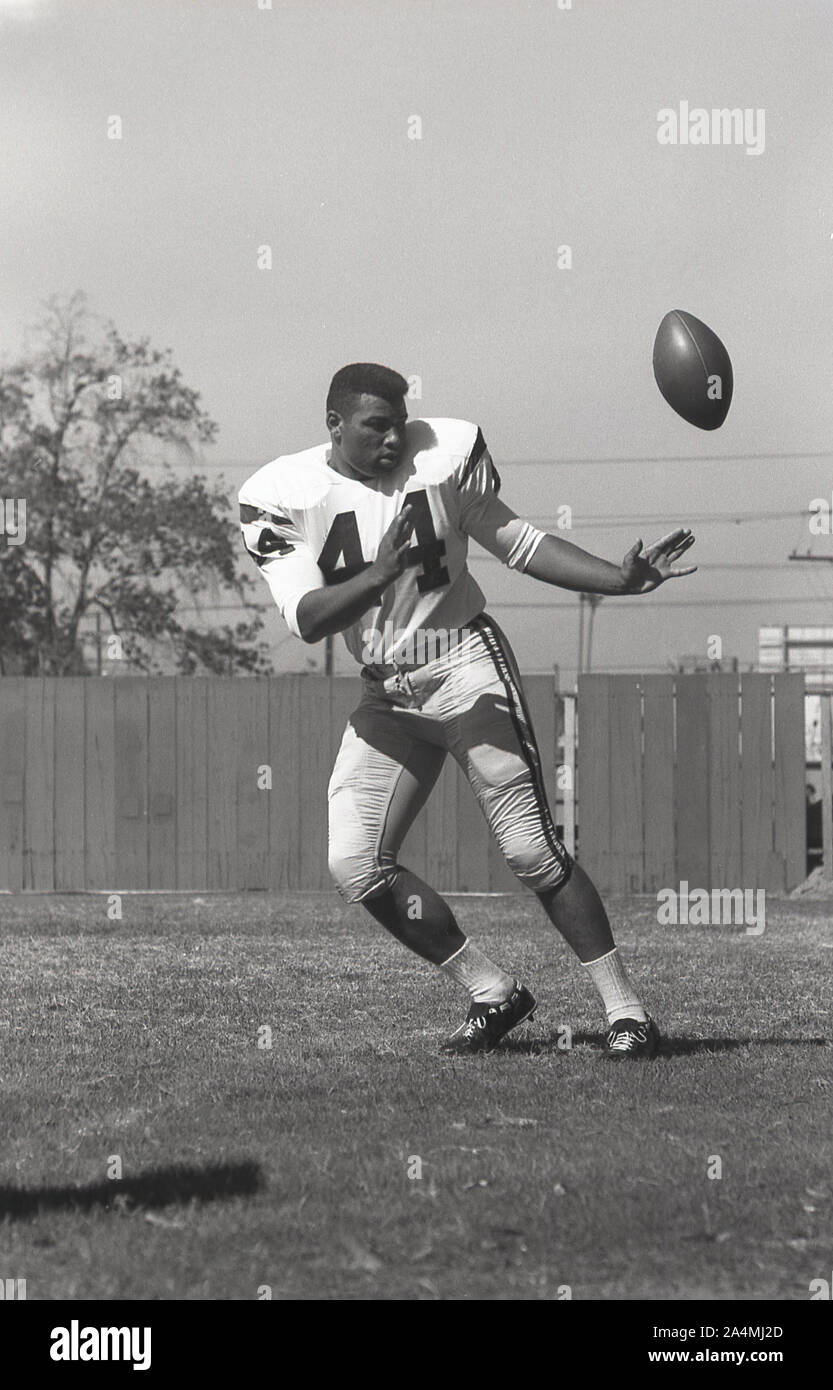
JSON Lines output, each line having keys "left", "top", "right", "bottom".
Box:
{"left": 440, "top": 939, "right": 515, "bottom": 1003}
{"left": 582, "top": 947, "right": 647, "bottom": 1025}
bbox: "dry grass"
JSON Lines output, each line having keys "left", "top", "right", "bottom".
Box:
{"left": 0, "top": 891, "right": 831, "bottom": 1300}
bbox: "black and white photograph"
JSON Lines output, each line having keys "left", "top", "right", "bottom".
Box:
{"left": 1, "top": 0, "right": 831, "bottom": 1340}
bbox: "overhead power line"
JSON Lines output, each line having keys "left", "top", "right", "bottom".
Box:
{"left": 497, "top": 450, "right": 832, "bottom": 468}
{"left": 535, "top": 509, "right": 816, "bottom": 529}
{"left": 228, "top": 505, "right": 818, "bottom": 530}
{"left": 131, "top": 591, "right": 833, "bottom": 619}
{"left": 488, "top": 595, "right": 833, "bottom": 610}
{"left": 222, "top": 501, "right": 818, "bottom": 529}
{"left": 470, "top": 557, "right": 823, "bottom": 570}
{"left": 204, "top": 449, "right": 830, "bottom": 470}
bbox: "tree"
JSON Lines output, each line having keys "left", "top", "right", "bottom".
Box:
{"left": 0, "top": 294, "right": 272, "bottom": 675}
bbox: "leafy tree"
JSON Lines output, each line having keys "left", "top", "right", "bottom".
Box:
{"left": 0, "top": 294, "right": 272, "bottom": 675}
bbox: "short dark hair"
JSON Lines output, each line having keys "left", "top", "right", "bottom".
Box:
{"left": 326, "top": 363, "right": 409, "bottom": 418}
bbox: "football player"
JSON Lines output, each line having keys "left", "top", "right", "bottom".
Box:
{"left": 240, "top": 364, "right": 696, "bottom": 1057}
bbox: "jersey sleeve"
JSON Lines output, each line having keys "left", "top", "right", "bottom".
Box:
{"left": 239, "top": 499, "right": 325, "bottom": 638}
{"left": 455, "top": 429, "right": 546, "bottom": 570}
{"left": 455, "top": 428, "right": 501, "bottom": 523}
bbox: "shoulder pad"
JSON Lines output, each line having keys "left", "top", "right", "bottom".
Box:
{"left": 239, "top": 443, "right": 332, "bottom": 513}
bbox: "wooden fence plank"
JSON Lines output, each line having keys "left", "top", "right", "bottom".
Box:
{"left": 268, "top": 675, "right": 302, "bottom": 889}
{"left": 608, "top": 676, "right": 643, "bottom": 893}
{"left": 23, "top": 679, "right": 55, "bottom": 890}
{"left": 235, "top": 677, "right": 271, "bottom": 890}
{"left": 85, "top": 679, "right": 115, "bottom": 890}
{"left": 0, "top": 677, "right": 25, "bottom": 891}
{"left": 707, "top": 674, "right": 742, "bottom": 888}
{"left": 642, "top": 676, "right": 675, "bottom": 893}
{"left": 54, "top": 678, "right": 86, "bottom": 890}
{"left": 147, "top": 679, "right": 177, "bottom": 889}
{"left": 576, "top": 674, "right": 611, "bottom": 889}
{"left": 298, "top": 677, "right": 333, "bottom": 890}
{"left": 821, "top": 693, "right": 833, "bottom": 882}
{"left": 114, "top": 679, "right": 148, "bottom": 889}
{"left": 175, "top": 678, "right": 208, "bottom": 890}
{"left": 206, "top": 678, "right": 239, "bottom": 889}
{"left": 773, "top": 672, "right": 807, "bottom": 892}
{"left": 740, "top": 675, "right": 778, "bottom": 892}
{"left": 674, "top": 675, "right": 710, "bottom": 889}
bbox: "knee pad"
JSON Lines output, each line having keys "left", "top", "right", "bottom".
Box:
{"left": 328, "top": 844, "right": 398, "bottom": 904}
{"left": 502, "top": 836, "right": 573, "bottom": 894}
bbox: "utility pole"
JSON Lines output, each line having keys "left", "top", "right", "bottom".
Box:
{"left": 585, "top": 595, "right": 602, "bottom": 672}
{"left": 324, "top": 633, "right": 333, "bottom": 676}
{"left": 577, "top": 593, "right": 603, "bottom": 674}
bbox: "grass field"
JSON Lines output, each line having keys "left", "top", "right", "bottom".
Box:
{"left": 1, "top": 890, "right": 831, "bottom": 1301}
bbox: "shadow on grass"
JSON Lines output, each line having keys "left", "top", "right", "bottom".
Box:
{"left": 657, "top": 1035, "right": 828, "bottom": 1057}
{"left": 0, "top": 1160, "right": 263, "bottom": 1221}
{"left": 498, "top": 1033, "right": 829, "bottom": 1057}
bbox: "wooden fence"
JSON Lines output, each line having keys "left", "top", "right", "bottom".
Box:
{"left": 576, "top": 672, "right": 807, "bottom": 893}
{"left": 0, "top": 675, "right": 562, "bottom": 893}
{"left": 0, "top": 672, "right": 814, "bottom": 895}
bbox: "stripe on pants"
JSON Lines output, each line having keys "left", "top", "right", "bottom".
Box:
{"left": 472, "top": 614, "right": 572, "bottom": 881}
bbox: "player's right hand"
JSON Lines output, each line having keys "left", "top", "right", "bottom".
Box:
{"left": 370, "top": 505, "right": 415, "bottom": 585}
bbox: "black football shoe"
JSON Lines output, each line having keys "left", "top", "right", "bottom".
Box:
{"left": 603, "top": 1015, "right": 660, "bottom": 1059}
{"left": 440, "top": 981, "right": 537, "bottom": 1055}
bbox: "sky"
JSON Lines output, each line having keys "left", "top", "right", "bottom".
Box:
{"left": 2, "top": 0, "right": 832, "bottom": 677}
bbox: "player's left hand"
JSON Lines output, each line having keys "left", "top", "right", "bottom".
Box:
{"left": 620, "top": 528, "right": 697, "bottom": 593}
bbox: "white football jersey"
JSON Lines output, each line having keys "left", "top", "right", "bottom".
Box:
{"left": 239, "top": 418, "right": 543, "bottom": 667}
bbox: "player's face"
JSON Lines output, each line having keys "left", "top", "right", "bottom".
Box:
{"left": 330, "top": 394, "right": 408, "bottom": 479}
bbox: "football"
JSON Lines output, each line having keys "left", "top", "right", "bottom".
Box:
{"left": 653, "top": 309, "right": 733, "bottom": 430}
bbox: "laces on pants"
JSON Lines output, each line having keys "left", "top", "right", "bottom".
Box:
{"left": 394, "top": 667, "right": 421, "bottom": 708}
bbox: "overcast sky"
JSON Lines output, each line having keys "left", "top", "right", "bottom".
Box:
{"left": 2, "top": 0, "right": 832, "bottom": 676}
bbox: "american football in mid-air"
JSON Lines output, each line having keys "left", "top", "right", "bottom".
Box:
{"left": 653, "top": 309, "right": 733, "bottom": 430}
